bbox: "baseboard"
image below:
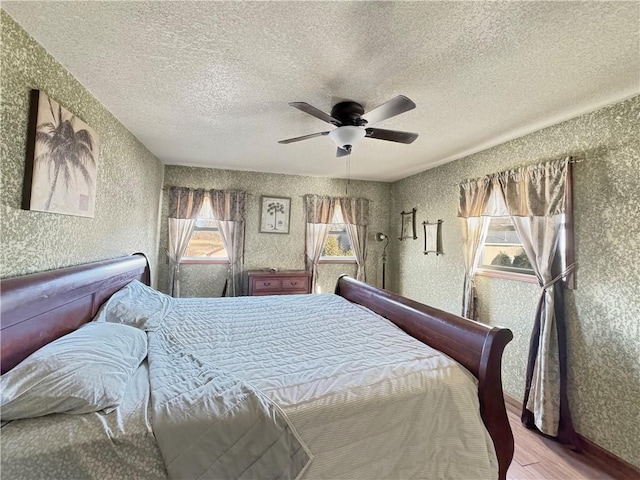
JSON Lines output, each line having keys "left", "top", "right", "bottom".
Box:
{"left": 504, "top": 393, "right": 640, "bottom": 479}
{"left": 503, "top": 393, "right": 522, "bottom": 411}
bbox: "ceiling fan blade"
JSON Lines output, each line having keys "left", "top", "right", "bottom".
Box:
{"left": 336, "top": 146, "right": 350, "bottom": 157}
{"left": 278, "top": 131, "right": 330, "bottom": 144}
{"left": 362, "top": 95, "right": 416, "bottom": 126}
{"left": 289, "top": 102, "right": 342, "bottom": 125}
{"left": 365, "top": 128, "right": 419, "bottom": 144}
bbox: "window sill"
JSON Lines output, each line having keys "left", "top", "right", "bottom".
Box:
{"left": 318, "top": 258, "right": 357, "bottom": 264}
{"left": 476, "top": 268, "right": 538, "bottom": 284}
{"left": 180, "top": 258, "right": 229, "bottom": 265}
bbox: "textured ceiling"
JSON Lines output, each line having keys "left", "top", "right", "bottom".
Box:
{"left": 4, "top": 1, "right": 639, "bottom": 182}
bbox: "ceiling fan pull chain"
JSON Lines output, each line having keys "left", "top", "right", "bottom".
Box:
{"left": 345, "top": 152, "right": 351, "bottom": 196}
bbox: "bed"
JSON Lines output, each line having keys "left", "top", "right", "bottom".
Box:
{"left": 1, "top": 254, "right": 514, "bottom": 479}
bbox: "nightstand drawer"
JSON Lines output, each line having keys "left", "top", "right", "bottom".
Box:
{"left": 281, "top": 278, "right": 306, "bottom": 290}
{"left": 253, "top": 279, "right": 282, "bottom": 291}
{"left": 247, "top": 270, "right": 311, "bottom": 296}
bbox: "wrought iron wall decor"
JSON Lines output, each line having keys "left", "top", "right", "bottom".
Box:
{"left": 423, "top": 219, "right": 443, "bottom": 255}
{"left": 399, "top": 208, "right": 417, "bottom": 240}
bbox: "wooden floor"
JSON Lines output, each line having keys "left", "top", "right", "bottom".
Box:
{"left": 506, "top": 403, "right": 619, "bottom": 480}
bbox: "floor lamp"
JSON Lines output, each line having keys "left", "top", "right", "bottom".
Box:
{"left": 375, "top": 232, "right": 389, "bottom": 289}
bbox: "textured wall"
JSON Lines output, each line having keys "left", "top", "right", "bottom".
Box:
{"left": 391, "top": 96, "right": 640, "bottom": 467}
{"left": 159, "top": 166, "right": 391, "bottom": 296}
{"left": 0, "top": 11, "right": 164, "bottom": 283}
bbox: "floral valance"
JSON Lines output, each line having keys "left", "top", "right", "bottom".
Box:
{"left": 338, "top": 197, "right": 369, "bottom": 226}
{"left": 168, "top": 187, "right": 205, "bottom": 219}
{"left": 168, "top": 187, "right": 246, "bottom": 221}
{"left": 458, "top": 157, "right": 569, "bottom": 218}
{"left": 304, "top": 194, "right": 335, "bottom": 224}
{"left": 209, "top": 189, "right": 246, "bottom": 222}
{"left": 304, "top": 194, "right": 370, "bottom": 225}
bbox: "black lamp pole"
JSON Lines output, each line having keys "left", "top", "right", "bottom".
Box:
{"left": 376, "top": 232, "right": 390, "bottom": 289}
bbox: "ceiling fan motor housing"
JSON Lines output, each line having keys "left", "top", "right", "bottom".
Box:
{"left": 330, "top": 101, "right": 367, "bottom": 126}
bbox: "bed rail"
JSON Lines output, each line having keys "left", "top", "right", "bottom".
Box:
{"left": 335, "top": 275, "right": 514, "bottom": 480}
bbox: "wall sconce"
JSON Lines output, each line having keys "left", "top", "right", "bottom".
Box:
{"left": 375, "top": 232, "right": 390, "bottom": 289}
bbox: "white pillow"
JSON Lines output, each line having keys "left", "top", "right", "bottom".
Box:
{"left": 0, "top": 322, "right": 147, "bottom": 421}
{"left": 94, "top": 280, "right": 173, "bottom": 330}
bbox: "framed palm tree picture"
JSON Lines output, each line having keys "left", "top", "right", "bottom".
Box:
{"left": 22, "top": 90, "right": 99, "bottom": 218}
{"left": 259, "top": 196, "right": 291, "bottom": 233}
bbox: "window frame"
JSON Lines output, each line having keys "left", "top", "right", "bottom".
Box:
{"left": 319, "top": 205, "right": 357, "bottom": 264}
{"left": 477, "top": 216, "right": 536, "bottom": 281}
{"left": 180, "top": 219, "right": 229, "bottom": 265}
{"left": 476, "top": 265, "right": 539, "bottom": 284}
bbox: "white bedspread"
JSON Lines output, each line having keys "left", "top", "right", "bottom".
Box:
{"left": 2, "top": 291, "right": 498, "bottom": 480}
{"left": 148, "top": 321, "right": 311, "bottom": 480}
{"left": 150, "top": 293, "right": 498, "bottom": 480}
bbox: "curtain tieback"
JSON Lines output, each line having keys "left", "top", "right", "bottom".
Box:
{"left": 540, "top": 262, "right": 578, "bottom": 291}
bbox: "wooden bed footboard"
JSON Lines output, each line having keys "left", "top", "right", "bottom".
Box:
{"left": 335, "top": 275, "right": 514, "bottom": 480}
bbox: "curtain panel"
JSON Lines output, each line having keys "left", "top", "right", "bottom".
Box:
{"left": 304, "top": 195, "right": 335, "bottom": 293}
{"left": 210, "top": 190, "right": 247, "bottom": 297}
{"left": 458, "top": 177, "right": 497, "bottom": 320}
{"left": 460, "top": 217, "right": 491, "bottom": 320}
{"left": 458, "top": 156, "right": 577, "bottom": 443}
{"left": 167, "top": 218, "right": 196, "bottom": 297}
{"left": 166, "top": 187, "right": 206, "bottom": 297}
{"left": 338, "top": 197, "right": 369, "bottom": 282}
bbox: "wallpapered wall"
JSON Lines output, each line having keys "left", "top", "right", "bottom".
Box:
{"left": 391, "top": 96, "right": 640, "bottom": 467}
{"left": 158, "top": 166, "right": 391, "bottom": 296}
{"left": 0, "top": 11, "right": 164, "bottom": 283}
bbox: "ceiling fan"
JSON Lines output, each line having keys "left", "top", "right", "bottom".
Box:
{"left": 278, "top": 95, "right": 419, "bottom": 157}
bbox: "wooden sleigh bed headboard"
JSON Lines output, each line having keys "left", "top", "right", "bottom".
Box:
{"left": 0, "top": 254, "right": 149, "bottom": 374}
{"left": 0, "top": 255, "right": 513, "bottom": 479}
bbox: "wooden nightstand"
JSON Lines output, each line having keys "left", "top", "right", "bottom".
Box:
{"left": 247, "top": 270, "right": 311, "bottom": 296}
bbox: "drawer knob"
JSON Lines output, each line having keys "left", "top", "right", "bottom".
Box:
{"left": 263, "top": 282, "right": 271, "bottom": 286}
{"left": 291, "top": 281, "right": 297, "bottom": 286}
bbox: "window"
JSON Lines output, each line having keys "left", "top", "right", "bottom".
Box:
{"left": 478, "top": 213, "right": 572, "bottom": 284}
{"left": 181, "top": 218, "right": 228, "bottom": 263}
{"left": 320, "top": 205, "right": 355, "bottom": 262}
{"left": 479, "top": 217, "right": 534, "bottom": 277}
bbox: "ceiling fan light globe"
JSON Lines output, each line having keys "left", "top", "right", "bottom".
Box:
{"left": 329, "top": 126, "right": 366, "bottom": 150}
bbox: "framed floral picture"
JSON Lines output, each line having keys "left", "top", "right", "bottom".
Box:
{"left": 22, "top": 90, "right": 99, "bottom": 217}
{"left": 259, "top": 196, "right": 291, "bottom": 234}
